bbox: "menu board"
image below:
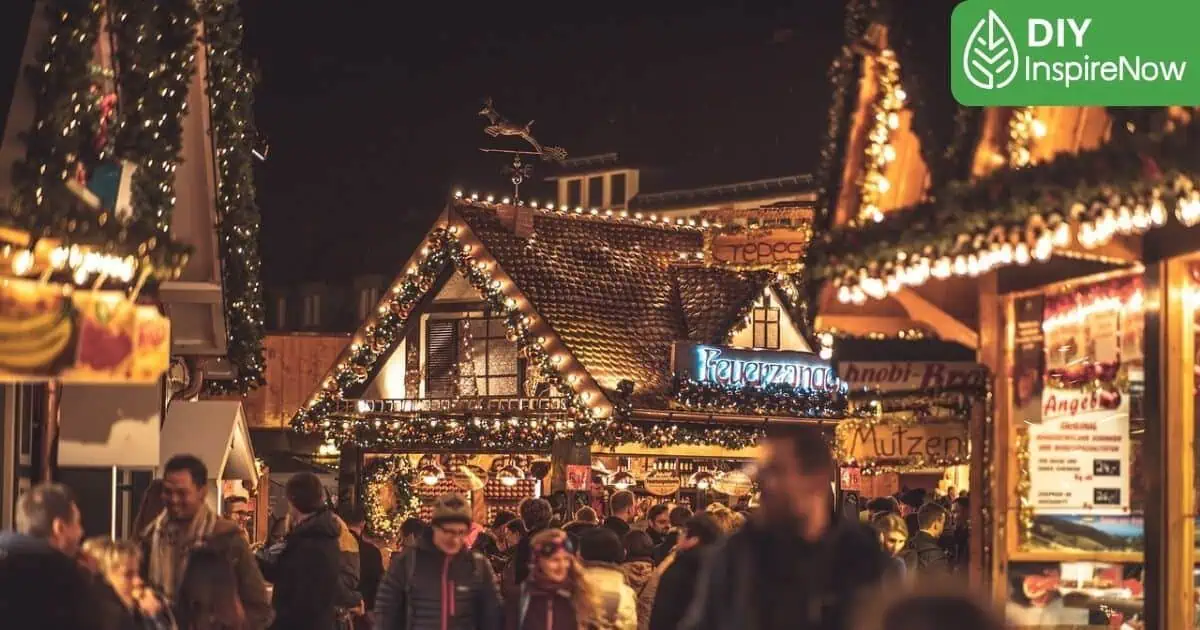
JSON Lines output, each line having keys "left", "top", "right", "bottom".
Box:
{"left": 1028, "top": 277, "right": 1140, "bottom": 516}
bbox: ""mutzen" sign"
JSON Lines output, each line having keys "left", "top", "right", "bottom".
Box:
{"left": 672, "top": 342, "right": 842, "bottom": 392}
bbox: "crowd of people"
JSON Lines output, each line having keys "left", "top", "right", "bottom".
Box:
{"left": 0, "top": 431, "right": 1002, "bottom": 630}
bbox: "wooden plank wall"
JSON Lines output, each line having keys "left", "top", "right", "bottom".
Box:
{"left": 238, "top": 334, "right": 351, "bottom": 429}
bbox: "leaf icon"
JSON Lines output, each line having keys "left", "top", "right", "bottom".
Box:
{"left": 962, "top": 9, "right": 1019, "bottom": 90}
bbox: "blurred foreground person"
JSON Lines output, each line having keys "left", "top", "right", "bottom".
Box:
{"left": 681, "top": 430, "right": 889, "bottom": 630}
{"left": 176, "top": 547, "right": 250, "bottom": 630}
{"left": 84, "top": 537, "right": 176, "bottom": 630}
{"left": 577, "top": 527, "right": 637, "bottom": 630}
{"left": 504, "top": 529, "right": 597, "bottom": 630}
{"left": 375, "top": 494, "right": 501, "bottom": 630}
{"left": 646, "top": 514, "right": 721, "bottom": 630}
{"left": 854, "top": 581, "right": 1005, "bottom": 630}
{"left": 0, "top": 482, "right": 111, "bottom": 630}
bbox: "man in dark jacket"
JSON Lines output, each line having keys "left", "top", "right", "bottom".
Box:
{"left": 0, "top": 482, "right": 118, "bottom": 630}
{"left": 375, "top": 494, "right": 501, "bottom": 630}
{"left": 681, "top": 430, "right": 889, "bottom": 630}
{"left": 339, "top": 504, "right": 385, "bottom": 612}
{"left": 906, "top": 502, "right": 951, "bottom": 574}
{"left": 262, "top": 473, "right": 362, "bottom": 630}
{"left": 644, "top": 504, "right": 671, "bottom": 547}
{"left": 602, "top": 491, "right": 635, "bottom": 539}
{"left": 648, "top": 513, "right": 721, "bottom": 630}
{"left": 507, "top": 497, "right": 552, "bottom": 588}
{"left": 651, "top": 506, "right": 692, "bottom": 565}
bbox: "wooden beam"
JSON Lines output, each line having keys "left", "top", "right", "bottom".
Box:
{"left": 1160, "top": 258, "right": 1194, "bottom": 630}
{"left": 975, "top": 272, "right": 1008, "bottom": 600}
{"left": 813, "top": 314, "right": 933, "bottom": 337}
{"left": 892, "top": 288, "right": 980, "bottom": 349}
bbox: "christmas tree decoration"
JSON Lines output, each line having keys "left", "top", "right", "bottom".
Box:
{"left": 200, "top": 0, "right": 267, "bottom": 393}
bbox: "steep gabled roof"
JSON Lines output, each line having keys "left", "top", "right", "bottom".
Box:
{"left": 290, "top": 199, "right": 816, "bottom": 437}
{"left": 454, "top": 202, "right": 767, "bottom": 398}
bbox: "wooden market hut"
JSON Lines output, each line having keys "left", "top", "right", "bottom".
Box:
{"left": 806, "top": 1, "right": 1200, "bottom": 626}
{"left": 289, "top": 196, "right": 849, "bottom": 533}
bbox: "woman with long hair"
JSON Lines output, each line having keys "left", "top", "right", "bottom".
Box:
{"left": 505, "top": 529, "right": 597, "bottom": 630}
{"left": 173, "top": 547, "right": 247, "bottom": 630}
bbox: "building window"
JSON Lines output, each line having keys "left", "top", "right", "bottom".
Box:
{"left": 611, "top": 173, "right": 627, "bottom": 206}
{"left": 302, "top": 294, "right": 321, "bottom": 328}
{"left": 588, "top": 176, "right": 603, "bottom": 207}
{"left": 358, "top": 287, "right": 380, "bottom": 321}
{"left": 275, "top": 296, "right": 287, "bottom": 330}
{"left": 565, "top": 179, "right": 582, "bottom": 208}
{"left": 425, "top": 314, "right": 520, "bottom": 398}
{"left": 752, "top": 305, "right": 781, "bottom": 349}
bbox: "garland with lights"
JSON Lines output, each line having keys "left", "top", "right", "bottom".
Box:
{"left": 362, "top": 456, "right": 421, "bottom": 542}
{"left": 668, "top": 377, "right": 850, "bottom": 420}
{"left": 856, "top": 49, "right": 903, "bottom": 224}
{"left": 325, "top": 414, "right": 559, "bottom": 452}
{"left": 199, "top": 0, "right": 266, "bottom": 393}
{"left": 1008, "top": 107, "right": 1044, "bottom": 168}
{"left": 8, "top": 0, "right": 189, "bottom": 274}
{"left": 111, "top": 0, "right": 198, "bottom": 242}
{"left": 809, "top": 118, "right": 1200, "bottom": 301}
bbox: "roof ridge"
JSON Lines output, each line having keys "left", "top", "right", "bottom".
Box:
{"left": 451, "top": 195, "right": 713, "bottom": 231}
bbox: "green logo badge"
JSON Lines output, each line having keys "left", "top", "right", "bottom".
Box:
{"left": 951, "top": 0, "right": 1200, "bottom": 105}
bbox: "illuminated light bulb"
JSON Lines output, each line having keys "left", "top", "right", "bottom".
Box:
{"left": 486, "top": 195, "right": 495, "bottom": 203}
{"left": 997, "top": 242, "right": 1014, "bottom": 265}
{"left": 1014, "top": 242, "right": 1031, "bottom": 265}
{"left": 850, "top": 286, "right": 867, "bottom": 305}
{"left": 1031, "top": 119, "right": 1048, "bottom": 138}
{"left": 73, "top": 267, "right": 88, "bottom": 285}
{"left": 886, "top": 112, "right": 900, "bottom": 130}
{"left": 552, "top": 355, "right": 563, "bottom": 365}
{"left": 1052, "top": 223, "right": 1071, "bottom": 246}
{"left": 1131, "top": 205, "right": 1150, "bottom": 230}
{"left": 530, "top": 200, "right": 539, "bottom": 208}
{"left": 894, "top": 88, "right": 906, "bottom": 102}
{"left": 470, "top": 193, "right": 479, "bottom": 200}
{"left": 1176, "top": 193, "right": 1200, "bottom": 227}
{"left": 502, "top": 197, "right": 511, "bottom": 204}
{"left": 875, "top": 176, "right": 891, "bottom": 194}
{"left": 454, "top": 190, "right": 464, "bottom": 198}
{"left": 952, "top": 255, "right": 968, "bottom": 276}
{"left": 1144, "top": 199, "right": 1166, "bottom": 227}
{"left": 634, "top": 213, "right": 644, "bottom": 220}
{"left": 819, "top": 346, "right": 833, "bottom": 360}
{"left": 49, "top": 247, "right": 68, "bottom": 269}
{"left": 504, "top": 297, "right": 517, "bottom": 309}
{"left": 1033, "top": 236, "right": 1053, "bottom": 261}
{"left": 931, "top": 257, "right": 952, "bottom": 279}
{"left": 966, "top": 254, "right": 981, "bottom": 276}
{"left": 837, "top": 285, "right": 852, "bottom": 303}
{"left": 546, "top": 203, "right": 555, "bottom": 210}
{"left": 574, "top": 206, "right": 583, "bottom": 214}
{"left": 11, "top": 250, "right": 34, "bottom": 276}
{"left": 537, "top": 336, "right": 546, "bottom": 344}
{"left": 356, "top": 399, "right": 371, "bottom": 413}
{"left": 885, "top": 275, "right": 901, "bottom": 294}
{"left": 1116, "top": 206, "right": 1133, "bottom": 233}
{"left": 861, "top": 278, "right": 886, "bottom": 300}
{"left": 882, "top": 145, "right": 897, "bottom": 162}
{"left": 590, "top": 208, "right": 599, "bottom": 216}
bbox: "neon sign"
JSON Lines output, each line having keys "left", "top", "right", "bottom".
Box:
{"left": 673, "top": 343, "right": 843, "bottom": 392}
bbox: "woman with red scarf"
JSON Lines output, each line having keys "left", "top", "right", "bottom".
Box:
{"left": 505, "top": 530, "right": 597, "bottom": 630}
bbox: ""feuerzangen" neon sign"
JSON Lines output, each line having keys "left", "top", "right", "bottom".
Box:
{"left": 687, "top": 344, "right": 843, "bottom": 392}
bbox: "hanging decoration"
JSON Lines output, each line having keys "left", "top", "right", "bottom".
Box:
{"left": 200, "top": 0, "right": 267, "bottom": 393}
{"left": 362, "top": 456, "right": 421, "bottom": 542}
{"left": 857, "top": 49, "right": 904, "bottom": 224}
{"left": 1008, "top": 107, "right": 1047, "bottom": 168}
{"left": 9, "top": 0, "right": 191, "bottom": 277}
{"left": 810, "top": 118, "right": 1200, "bottom": 304}
{"left": 669, "top": 376, "right": 851, "bottom": 420}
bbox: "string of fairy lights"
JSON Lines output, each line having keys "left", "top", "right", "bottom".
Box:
{"left": 857, "top": 49, "right": 905, "bottom": 225}
{"left": 200, "top": 0, "right": 267, "bottom": 393}
{"left": 1007, "top": 107, "right": 1047, "bottom": 169}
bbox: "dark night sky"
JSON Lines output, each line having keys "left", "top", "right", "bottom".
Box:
{"left": 2, "top": 1, "right": 847, "bottom": 285}
{"left": 242, "top": 1, "right": 845, "bottom": 285}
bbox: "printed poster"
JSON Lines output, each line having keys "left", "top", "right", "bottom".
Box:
{"left": 1028, "top": 387, "right": 1130, "bottom": 514}
{"left": 1012, "top": 295, "right": 1044, "bottom": 425}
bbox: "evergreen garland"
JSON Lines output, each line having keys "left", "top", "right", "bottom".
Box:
{"left": 200, "top": 0, "right": 266, "bottom": 394}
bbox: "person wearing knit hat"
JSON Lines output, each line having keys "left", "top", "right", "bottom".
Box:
{"left": 375, "top": 494, "right": 501, "bottom": 630}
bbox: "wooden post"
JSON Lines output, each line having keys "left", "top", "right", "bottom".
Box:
{"left": 337, "top": 444, "right": 362, "bottom": 507}
{"left": 39, "top": 381, "right": 61, "bottom": 482}
{"left": 976, "top": 272, "right": 1008, "bottom": 599}
{"left": 551, "top": 438, "right": 589, "bottom": 515}
{"left": 1144, "top": 258, "right": 1194, "bottom": 630}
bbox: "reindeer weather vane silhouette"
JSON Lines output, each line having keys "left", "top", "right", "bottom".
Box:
{"left": 477, "top": 98, "right": 567, "bottom": 202}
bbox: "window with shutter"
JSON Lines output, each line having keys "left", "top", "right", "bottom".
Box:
{"left": 424, "top": 319, "right": 459, "bottom": 398}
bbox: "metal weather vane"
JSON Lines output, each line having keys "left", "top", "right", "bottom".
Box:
{"left": 478, "top": 98, "right": 567, "bottom": 202}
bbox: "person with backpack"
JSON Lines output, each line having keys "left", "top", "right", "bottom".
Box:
{"left": 375, "top": 494, "right": 501, "bottom": 630}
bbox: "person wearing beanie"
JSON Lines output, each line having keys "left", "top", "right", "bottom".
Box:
{"left": 577, "top": 527, "right": 637, "bottom": 630}
{"left": 260, "top": 472, "right": 363, "bottom": 630}
{"left": 375, "top": 494, "right": 501, "bottom": 630}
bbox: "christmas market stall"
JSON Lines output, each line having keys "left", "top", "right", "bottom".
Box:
{"left": 802, "top": 3, "right": 1200, "bottom": 625}
{"left": 0, "top": 0, "right": 268, "bottom": 536}
{"left": 289, "top": 196, "right": 853, "bottom": 542}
